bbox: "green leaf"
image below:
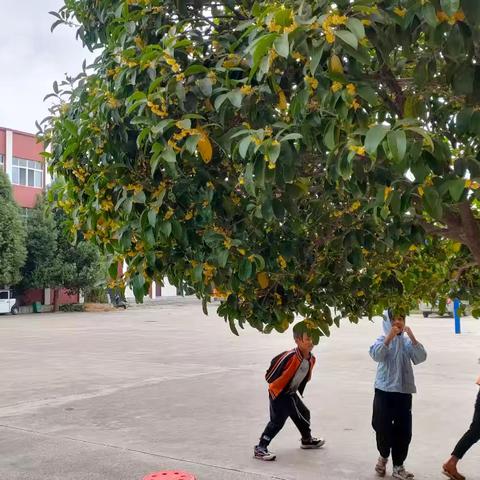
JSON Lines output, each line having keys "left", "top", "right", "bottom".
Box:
{"left": 334, "top": 30, "right": 358, "bottom": 49}
{"left": 192, "top": 264, "right": 203, "bottom": 283}
{"left": 387, "top": 130, "right": 407, "bottom": 162}
{"left": 239, "top": 135, "right": 251, "bottom": 159}
{"left": 265, "top": 142, "right": 281, "bottom": 164}
{"left": 159, "top": 221, "right": 172, "bottom": 237}
{"left": 148, "top": 210, "right": 157, "bottom": 228}
{"left": 176, "top": 119, "right": 191, "bottom": 130}
{"left": 132, "top": 274, "right": 146, "bottom": 302}
{"left": 214, "top": 93, "right": 228, "bottom": 110}
{"left": 185, "top": 134, "right": 201, "bottom": 154}
{"left": 346, "top": 18, "right": 365, "bottom": 39}
{"left": 217, "top": 249, "right": 229, "bottom": 268}
{"left": 463, "top": 0, "right": 480, "bottom": 23}
{"left": 453, "top": 66, "right": 474, "bottom": 96}
{"left": 228, "top": 90, "right": 243, "bottom": 108}
{"left": 184, "top": 64, "right": 209, "bottom": 75}
{"left": 440, "top": 0, "right": 460, "bottom": 16}
{"left": 249, "top": 33, "right": 278, "bottom": 79}
{"left": 244, "top": 163, "right": 255, "bottom": 196}
{"left": 198, "top": 77, "right": 213, "bottom": 97}
{"left": 406, "top": 127, "right": 434, "bottom": 151}
{"left": 324, "top": 121, "right": 336, "bottom": 150}
{"left": 280, "top": 133, "right": 303, "bottom": 142}
{"left": 456, "top": 107, "right": 473, "bottom": 135}
{"left": 365, "top": 125, "right": 390, "bottom": 156}
{"left": 423, "top": 186, "right": 443, "bottom": 219}
{"left": 448, "top": 178, "right": 465, "bottom": 202}
{"left": 310, "top": 45, "right": 324, "bottom": 75}
{"left": 238, "top": 258, "right": 253, "bottom": 280}
{"left": 273, "top": 32, "right": 289, "bottom": 58}
{"left": 162, "top": 147, "right": 177, "bottom": 163}
{"left": 423, "top": 4, "right": 439, "bottom": 27}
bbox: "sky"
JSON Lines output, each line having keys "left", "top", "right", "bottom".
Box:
{"left": 0, "top": 0, "right": 95, "bottom": 134}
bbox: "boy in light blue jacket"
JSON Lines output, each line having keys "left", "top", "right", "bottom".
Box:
{"left": 370, "top": 309, "right": 427, "bottom": 480}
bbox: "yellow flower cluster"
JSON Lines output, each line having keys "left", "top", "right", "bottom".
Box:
{"left": 240, "top": 85, "right": 254, "bottom": 95}
{"left": 73, "top": 167, "right": 87, "bottom": 183}
{"left": 346, "top": 83, "right": 357, "bottom": 96}
{"left": 164, "top": 53, "right": 181, "bottom": 73}
{"left": 349, "top": 145, "right": 366, "bottom": 156}
{"left": 351, "top": 99, "right": 361, "bottom": 111}
{"left": 125, "top": 184, "right": 144, "bottom": 194}
{"left": 100, "top": 197, "right": 114, "bottom": 212}
{"left": 106, "top": 92, "right": 121, "bottom": 109}
{"left": 331, "top": 81, "right": 343, "bottom": 93}
{"left": 203, "top": 263, "right": 216, "bottom": 283}
{"left": 147, "top": 100, "right": 168, "bottom": 118}
{"left": 465, "top": 179, "right": 480, "bottom": 190}
{"left": 322, "top": 14, "right": 348, "bottom": 44}
{"left": 278, "top": 255, "right": 287, "bottom": 269}
{"left": 349, "top": 200, "right": 361, "bottom": 212}
{"left": 164, "top": 207, "right": 174, "bottom": 220}
{"left": 304, "top": 75, "right": 319, "bottom": 91}
{"left": 223, "top": 54, "right": 241, "bottom": 68}
{"left": 278, "top": 90, "right": 288, "bottom": 111}
{"left": 393, "top": 6, "right": 407, "bottom": 17}
{"left": 436, "top": 10, "right": 465, "bottom": 24}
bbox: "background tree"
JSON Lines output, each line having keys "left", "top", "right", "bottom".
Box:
{"left": 0, "top": 171, "right": 26, "bottom": 287}
{"left": 20, "top": 199, "right": 102, "bottom": 310}
{"left": 41, "top": 0, "right": 480, "bottom": 336}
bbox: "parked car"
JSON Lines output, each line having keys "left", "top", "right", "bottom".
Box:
{"left": 0, "top": 289, "right": 19, "bottom": 315}
{"left": 419, "top": 298, "right": 457, "bottom": 318}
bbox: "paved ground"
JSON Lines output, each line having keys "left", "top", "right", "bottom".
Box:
{"left": 1, "top": 301, "right": 480, "bottom": 480}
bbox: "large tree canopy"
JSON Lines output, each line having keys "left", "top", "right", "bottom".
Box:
{"left": 41, "top": 0, "right": 480, "bottom": 336}
{"left": 0, "top": 171, "right": 26, "bottom": 287}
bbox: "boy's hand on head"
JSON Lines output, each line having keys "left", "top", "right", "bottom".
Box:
{"left": 404, "top": 326, "right": 418, "bottom": 344}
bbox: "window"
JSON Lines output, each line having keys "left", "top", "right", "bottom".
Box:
{"left": 0, "top": 291, "right": 8, "bottom": 300}
{"left": 0, "top": 154, "right": 4, "bottom": 169}
{"left": 12, "top": 157, "right": 43, "bottom": 188}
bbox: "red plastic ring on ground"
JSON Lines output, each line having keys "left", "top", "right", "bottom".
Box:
{"left": 143, "top": 471, "right": 196, "bottom": 480}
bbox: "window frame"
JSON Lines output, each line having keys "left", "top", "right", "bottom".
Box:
{"left": 11, "top": 157, "right": 44, "bottom": 188}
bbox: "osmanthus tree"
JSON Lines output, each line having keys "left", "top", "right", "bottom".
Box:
{"left": 40, "top": 0, "right": 480, "bottom": 337}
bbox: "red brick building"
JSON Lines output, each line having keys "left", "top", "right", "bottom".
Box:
{"left": 0, "top": 126, "right": 78, "bottom": 307}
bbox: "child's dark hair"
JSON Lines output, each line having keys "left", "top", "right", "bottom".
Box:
{"left": 388, "top": 308, "right": 406, "bottom": 321}
{"left": 293, "top": 322, "right": 307, "bottom": 340}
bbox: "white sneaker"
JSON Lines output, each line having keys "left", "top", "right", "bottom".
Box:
{"left": 392, "top": 465, "right": 414, "bottom": 479}
{"left": 375, "top": 456, "right": 388, "bottom": 477}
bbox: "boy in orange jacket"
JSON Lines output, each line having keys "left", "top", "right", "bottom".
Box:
{"left": 254, "top": 324, "right": 325, "bottom": 461}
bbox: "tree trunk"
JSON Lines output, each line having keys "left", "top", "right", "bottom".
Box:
{"left": 53, "top": 288, "right": 60, "bottom": 312}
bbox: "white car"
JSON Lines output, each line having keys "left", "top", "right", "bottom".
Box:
{"left": 0, "top": 289, "right": 19, "bottom": 315}
{"left": 419, "top": 298, "right": 455, "bottom": 318}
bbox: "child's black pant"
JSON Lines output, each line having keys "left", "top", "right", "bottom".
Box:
{"left": 372, "top": 388, "right": 412, "bottom": 466}
{"left": 452, "top": 388, "right": 480, "bottom": 459}
{"left": 259, "top": 393, "right": 311, "bottom": 447}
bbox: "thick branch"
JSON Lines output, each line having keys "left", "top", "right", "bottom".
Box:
{"left": 457, "top": 202, "right": 480, "bottom": 265}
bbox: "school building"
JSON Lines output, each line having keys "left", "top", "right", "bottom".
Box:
{"left": 0, "top": 126, "right": 78, "bottom": 307}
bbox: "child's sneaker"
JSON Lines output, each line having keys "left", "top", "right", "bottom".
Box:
{"left": 392, "top": 465, "right": 414, "bottom": 479}
{"left": 300, "top": 437, "right": 326, "bottom": 449}
{"left": 375, "top": 456, "right": 388, "bottom": 477}
{"left": 254, "top": 445, "right": 276, "bottom": 461}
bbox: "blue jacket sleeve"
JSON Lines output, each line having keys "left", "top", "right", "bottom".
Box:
{"left": 405, "top": 340, "right": 427, "bottom": 365}
{"left": 369, "top": 336, "right": 389, "bottom": 362}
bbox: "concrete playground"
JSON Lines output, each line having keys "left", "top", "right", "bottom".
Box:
{"left": 0, "top": 301, "right": 479, "bottom": 479}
